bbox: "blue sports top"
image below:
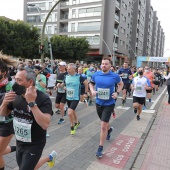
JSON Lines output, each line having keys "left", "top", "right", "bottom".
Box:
{"left": 91, "top": 71, "right": 121, "bottom": 106}
{"left": 118, "top": 68, "right": 132, "bottom": 84}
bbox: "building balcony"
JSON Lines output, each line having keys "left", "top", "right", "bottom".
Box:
{"left": 113, "top": 43, "right": 118, "bottom": 50}
{"left": 116, "top": 1, "right": 120, "bottom": 8}
{"left": 114, "top": 29, "right": 119, "bottom": 35}
{"left": 77, "top": 25, "right": 100, "bottom": 32}
{"left": 115, "top": 15, "right": 120, "bottom": 22}
{"left": 60, "top": 1, "right": 69, "bottom": 7}
{"left": 60, "top": 13, "right": 68, "bottom": 19}
{"left": 60, "top": 27, "right": 68, "bottom": 32}
{"left": 86, "top": 37, "right": 100, "bottom": 45}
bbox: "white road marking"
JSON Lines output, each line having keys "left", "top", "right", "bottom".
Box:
{"left": 142, "top": 110, "right": 155, "bottom": 113}
{"left": 150, "top": 87, "right": 167, "bottom": 110}
{"left": 116, "top": 106, "right": 130, "bottom": 110}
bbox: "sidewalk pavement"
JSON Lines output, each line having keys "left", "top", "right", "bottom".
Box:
{"left": 132, "top": 92, "right": 170, "bottom": 170}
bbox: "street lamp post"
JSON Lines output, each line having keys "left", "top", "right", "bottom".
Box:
{"left": 163, "top": 49, "right": 169, "bottom": 57}
{"left": 40, "top": 0, "right": 61, "bottom": 63}
{"left": 28, "top": 4, "right": 54, "bottom": 72}
{"left": 95, "top": 35, "right": 112, "bottom": 62}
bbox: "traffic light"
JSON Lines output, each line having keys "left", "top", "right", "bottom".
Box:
{"left": 44, "top": 41, "right": 50, "bottom": 53}
{"left": 39, "top": 45, "right": 44, "bottom": 54}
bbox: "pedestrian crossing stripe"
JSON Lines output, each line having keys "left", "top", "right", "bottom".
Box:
{"left": 142, "top": 110, "right": 155, "bottom": 113}
{"left": 116, "top": 106, "right": 130, "bottom": 110}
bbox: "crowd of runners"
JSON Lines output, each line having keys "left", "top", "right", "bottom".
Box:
{"left": 0, "top": 51, "right": 170, "bottom": 169}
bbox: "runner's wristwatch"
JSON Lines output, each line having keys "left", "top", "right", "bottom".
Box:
{"left": 28, "top": 102, "right": 37, "bottom": 107}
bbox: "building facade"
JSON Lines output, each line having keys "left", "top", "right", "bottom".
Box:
{"left": 23, "top": 0, "right": 165, "bottom": 65}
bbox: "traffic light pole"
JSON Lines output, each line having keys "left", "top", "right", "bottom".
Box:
{"left": 41, "top": 0, "right": 61, "bottom": 63}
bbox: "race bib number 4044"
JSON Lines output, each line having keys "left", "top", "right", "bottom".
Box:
{"left": 98, "top": 88, "right": 110, "bottom": 100}
{"left": 13, "top": 119, "right": 32, "bottom": 143}
{"left": 67, "top": 89, "right": 75, "bottom": 98}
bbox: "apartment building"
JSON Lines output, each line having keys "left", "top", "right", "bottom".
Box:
{"left": 23, "top": 0, "right": 165, "bottom": 65}
{"left": 151, "top": 11, "right": 158, "bottom": 57}
{"left": 143, "top": 0, "right": 153, "bottom": 56}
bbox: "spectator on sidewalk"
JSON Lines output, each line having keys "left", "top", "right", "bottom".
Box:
{"left": 164, "top": 66, "right": 170, "bottom": 105}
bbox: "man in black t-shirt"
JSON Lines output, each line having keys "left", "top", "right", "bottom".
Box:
{"left": 0, "top": 68, "right": 57, "bottom": 170}
{"left": 55, "top": 61, "right": 68, "bottom": 124}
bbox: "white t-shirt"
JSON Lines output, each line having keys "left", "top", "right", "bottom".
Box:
{"left": 132, "top": 76, "right": 148, "bottom": 97}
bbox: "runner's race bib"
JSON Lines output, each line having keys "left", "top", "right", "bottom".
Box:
{"left": 0, "top": 116, "right": 5, "bottom": 122}
{"left": 67, "top": 89, "right": 75, "bottom": 98}
{"left": 58, "top": 87, "right": 65, "bottom": 93}
{"left": 87, "top": 77, "right": 91, "bottom": 82}
{"left": 98, "top": 88, "right": 110, "bottom": 100}
{"left": 136, "top": 82, "right": 142, "bottom": 92}
{"left": 122, "top": 73, "right": 128, "bottom": 79}
{"left": 13, "top": 119, "right": 32, "bottom": 142}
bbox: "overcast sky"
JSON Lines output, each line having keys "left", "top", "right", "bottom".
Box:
{"left": 0, "top": 0, "right": 170, "bottom": 57}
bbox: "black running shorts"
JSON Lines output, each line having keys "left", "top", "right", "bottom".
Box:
{"left": 122, "top": 83, "right": 131, "bottom": 91}
{"left": 133, "top": 96, "right": 145, "bottom": 105}
{"left": 16, "top": 141, "right": 45, "bottom": 170}
{"left": 0, "top": 121, "right": 14, "bottom": 137}
{"left": 96, "top": 103, "right": 115, "bottom": 123}
{"left": 66, "top": 100, "right": 79, "bottom": 110}
{"left": 55, "top": 92, "right": 66, "bottom": 104}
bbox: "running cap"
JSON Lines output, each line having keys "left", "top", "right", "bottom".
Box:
{"left": 59, "top": 61, "right": 66, "bottom": 66}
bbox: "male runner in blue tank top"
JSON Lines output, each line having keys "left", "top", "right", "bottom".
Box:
{"left": 89, "top": 57, "right": 123, "bottom": 158}
{"left": 58, "top": 63, "right": 88, "bottom": 135}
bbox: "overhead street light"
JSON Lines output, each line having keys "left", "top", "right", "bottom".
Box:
{"left": 163, "top": 49, "right": 169, "bottom": 57}
{"left": 95, "top": 35, "right": 112, "bottom": 62}
{"left": 28, "top": 0, "right": 62, "bottom": 63}
{"left": 28, "top": 3, "right": 54, "bottom": 71}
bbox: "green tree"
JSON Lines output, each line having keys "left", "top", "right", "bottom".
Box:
{"left": 50, "top": 35, "right": 89, "bottom": 61}
{"left": 0, "top": 17, "right": 40, "bottom": 59}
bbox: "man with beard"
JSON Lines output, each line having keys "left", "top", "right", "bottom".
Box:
{"left": 89, "top": 57, "right": 123, "bottom": 158}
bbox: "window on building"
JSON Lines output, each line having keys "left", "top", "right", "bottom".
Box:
{"left": 27, "top": 15, "right": 41, "bottom": 23}
{"left": 49, "top": 2, "right": 52, "bottom": 9}
{"left": 71, "top": 23, "right": 75, "bottom": 32}
{"left": 48, "top": 26, "right": 52, "bottom": 34}
{"left": 54, "top": 27, "right": 57, "bottom": 34}
{"left": 72, "top": 9, "right": 76, "bottom": 18}
{"left": 55, "top": 13, "right": 57, "bottom": 21}
{"left": 48, "top": 14, "right": 52, "bottom": 22}
{"left": 73, "top": 0, "right": 76, "bottom": 4}
{"left": 78, "top": 21, "right": 101, "bottom": 31}
{"left": 36, "top": 3, "right": 46, "bottom": 10}
{"left": 121, "top": 14, "right": 126, "bottom": 22}
{"left": 121, "top": 27, "right": 125, "bottom": 34}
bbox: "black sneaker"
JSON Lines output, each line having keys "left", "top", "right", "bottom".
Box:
{"left": 134, "top": 109, "right": 137, "bottom": 114}
{"left": 55, "top": 110, "right": 60, "bottom": 114}
{"left": 106, "top": 127, "right": 114, "bottom": 140}
{"left": 137, "top": 115, "right": 140, "bottom": 121}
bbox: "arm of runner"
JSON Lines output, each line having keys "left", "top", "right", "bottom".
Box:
{"left": 0, "top": 91, "right": 15, "bottom": 116}
{"left": 116, "top": 80, "right": 123, "bottom": 93}
{"left": 131, "top": 79, "right": 135, "bottom": 91}
{"left": 25, "top": 86, "right": 51, "bottom": 130}
{"left": 89, "top": 81, "right": 97, "bottom": 97}
{"left": 83, "top": 79, "right": 88, "bottom": 94}
{"left": 164, "top": 73, "right": 170, "bottom": 79}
